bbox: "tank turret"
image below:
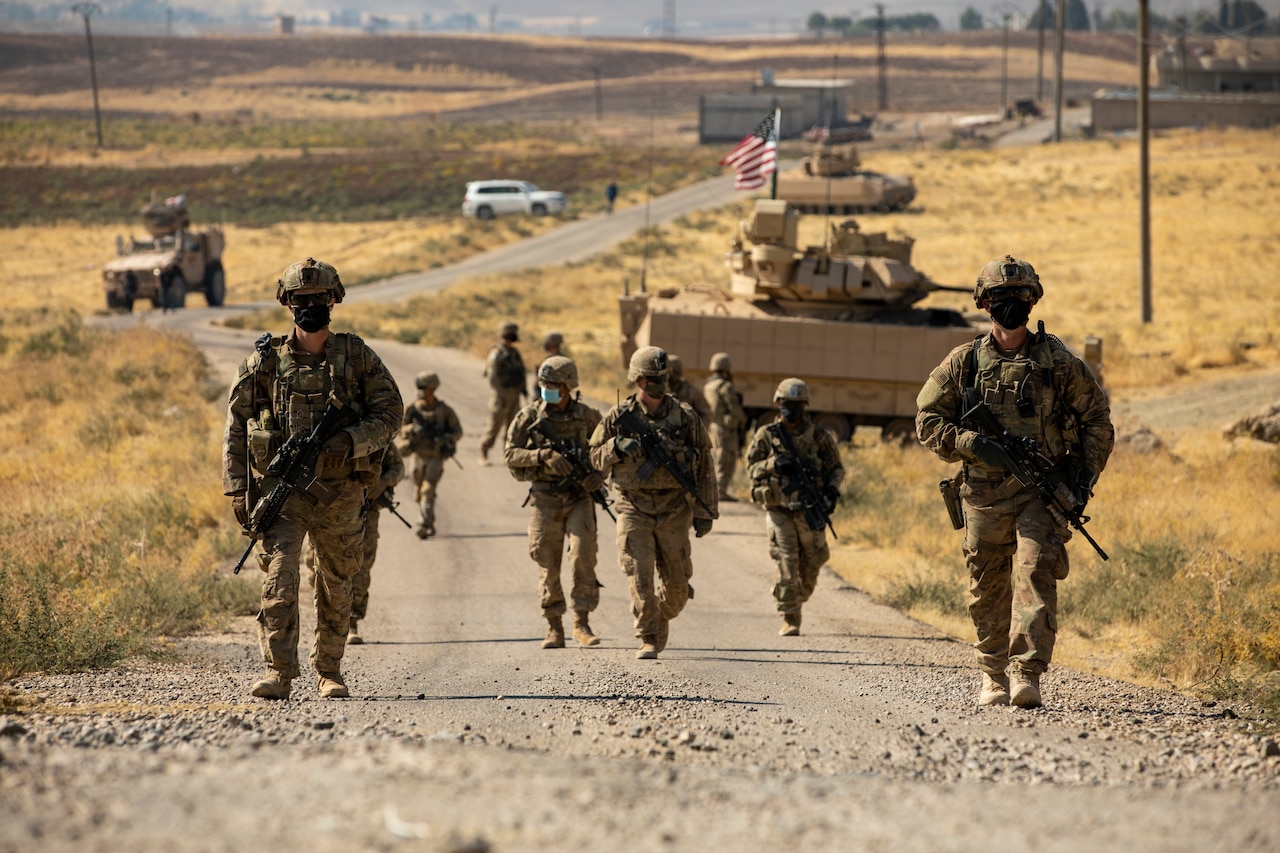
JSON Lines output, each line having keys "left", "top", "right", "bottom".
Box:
{"left": 775, "top": 143, "right": 916, "bottom": 214}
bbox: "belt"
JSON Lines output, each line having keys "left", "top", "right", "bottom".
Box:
{"left": 532, "top": 480, "right": 584, "bottom": 496}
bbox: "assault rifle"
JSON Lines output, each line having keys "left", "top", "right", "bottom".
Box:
{"left": 772, "top": 422, "right": 838, "bottom": 539}
{"left": 413, "top": 415, "right": 462, "bottom": 469}
{"left": 532, "top": 419, "right": 615, "bottom": 522}
{"left": 614, "top": 406, "right": 716, "bottom": 518}
{"left": 233, "top": 397, "right": 353, "bottom": 574}
{"left": 961, "top": 398, "right": 1109, "bottom": 561}
{"left": 368, "top": 488, "right": 413, "bottom": 529}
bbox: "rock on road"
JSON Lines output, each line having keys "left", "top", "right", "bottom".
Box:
{"left": 7, "top": 186, "right": 1280, "bottom": 852}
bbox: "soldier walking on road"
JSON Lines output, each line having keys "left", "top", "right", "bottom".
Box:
{"left": 223, "top": 258, "right": 403, "bottom": 700}
{"left": 479, "top": 322, "right": 527, "bottom": 465}
{"left": 399, "top": 371, "right": 463, "bottom": 540}
{"left": 703, "top": 352, "right": 747, "bottom": 502}
{"left": 504, "top": 356, "right": 606, "bottom": 650}
{"left": 746, "top": 379, "right": 845, "bottom": 637}
{"left": 916, "top": 256, "right": 1113, "bottom": 709}
{"left": 590, "top": 346, "right": 718, "bottom": 659}
{"left": 668, "top": 354, "right": 711, "bottom": 425}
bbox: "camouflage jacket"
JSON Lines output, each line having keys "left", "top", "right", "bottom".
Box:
{"left": 703, "top": 375, "right": 746, "bottom": 432}
{"left": 915, "top": 329, "right": 1114, "bottom": 481}
{"left": 400, "top": 398, "right": 462, "bottom": 459}
{"left": 746, "top": 417, "right": 845, "bottom": 510}
{"left": 672, "top": 377, "right": 712, "bottom": 424}
{"left": 368, "top": 442, "right": 406, "bottom": 502}
{"left": 589, "top": 393, "right": 717, "bottom": 519}
{"left": 504, "top": 398, "right": 603, "bottom": 483}
{"left": 222, "top": 331, "right": 403, "bottom": 496}
{"left": 484, "top": 343, "right": 527, "bottom": 394}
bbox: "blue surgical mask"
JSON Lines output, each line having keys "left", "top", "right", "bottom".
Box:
{"left": 540, "top": 386, "right": 561, "bottom": 404}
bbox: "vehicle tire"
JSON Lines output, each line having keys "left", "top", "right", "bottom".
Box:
{"left": 880, "top": 418, "right": 916, "bottom": 444}
{"left": 476, "top": 205, "right": 494, "bottom": 221}
{"left": 106, "top": 290, "right": 124, "bottom": 311}
{"left": 531, "top": 203, "right": 547, "bottom": 217}
{"left": 162, "top": 271, "right": 187, "bottom": 310}
{"left": 204, "top": 264, "right": 226, "bottom": 307}
{"left": 813, "top": 413, "right": 853, "bottom": 444}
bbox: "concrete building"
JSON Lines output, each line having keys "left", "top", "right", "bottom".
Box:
{"left": 1090, "top": 88, "right": 1280, "bottom": 133}
{"left": 1154, "top": 38, "right": 1280, "bottom": 94}
{"left": 699, "top": 73, "right": 859, "bottom": 144}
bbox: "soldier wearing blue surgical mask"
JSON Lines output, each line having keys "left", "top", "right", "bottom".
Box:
{"left": 504, "top": 357, "right": 608, "bottom": 650}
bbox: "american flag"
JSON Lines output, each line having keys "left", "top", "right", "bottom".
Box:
{"left": 719, "top": 109, "right": 779, "bottom": 191}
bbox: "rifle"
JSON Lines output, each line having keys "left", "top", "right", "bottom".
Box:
{"left": 531, "top": 419, "right": 616, "bottom": 522}
{"left": 961, "top": 397, "right": 1109, "bottom": 561}
{"left": 771, "top": 422, "right": 838, "bottom": 539}
{"left": 233, "top": 397, "right": 352, "bottom": 574}
{"left": 614, "top": 405, "right": 716, "bottom": 518}
{"left": 368, "top": 488, "right": 413, "bottom": 529}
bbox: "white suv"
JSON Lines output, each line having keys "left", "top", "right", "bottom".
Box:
{"left": 461, "top": 180, "right": 568, "bottom": 220}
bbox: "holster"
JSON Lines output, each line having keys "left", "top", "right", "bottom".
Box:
{"left": 939, "top": 468, "right": 966, "bottom": 531}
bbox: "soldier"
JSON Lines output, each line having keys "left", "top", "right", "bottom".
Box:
{"left": 746, "top": 379, "right": 845, "bottom": 636}
{"left": 703, "top": 352, "right": 747, "bottom": 502}
{"left": 224, "top": 257, "right": 403, "bottom": 700}
{"left": 916, "top": 255, "right": 1113, "bottom": 709}
{"left": 399, "top": 371, "right": 463, "bottom": 540}
{"left": 478, "top": 322, "right": 527, "bottom": 465}
{"left": 504, "top": 356, "right": 605, "bottom": 650}
{"left": 668, "top": 354, "right": 711, "bottom": 425}
{"left": 542, "top": 331, "right": 569, "bottom": 358}
{"left": 590, "top": 346, "right": 718, "bottom": 659}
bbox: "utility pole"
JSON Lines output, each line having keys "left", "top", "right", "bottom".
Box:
{"left": 875, "top": 4, "right": 887, "bottom": 110}
{"left": 594, "top": 67, "right": 603, "bottom": 119}
{"left": 1139, "top": 0, "right": 1152, "bottom": 323}
{"left": 1001, "top": 13, "right": 1011, "bottom": 117}
{"left": 663, "top": 0, "right": 676, "bottom": 38}
{"left": 1052, "top": 0, "right": 1066, "bottom": 141}
{"left": 1037, "top": 0, "right": 1047, "bottom": 100}
{"left": 72, "top": 3, "right": 103, "bottom": 149}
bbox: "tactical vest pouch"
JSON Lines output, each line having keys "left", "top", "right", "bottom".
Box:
{"left": 940, "top": 468, "right": 966, "bottom": 530}
{"left": 247, "top": 414, "right": 281, "bottom": 473}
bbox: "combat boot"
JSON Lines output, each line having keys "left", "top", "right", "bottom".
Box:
{"left": 347, "top": 618, "right": 363, "bottom": 645}
{"left": 317, "top": 671, "right": 349, "bottom": 698}
{"left": 542, "top": 617, "right": 565, "bottom": 649}
{"left": 415, "top": 525, "right": 431, "bottom": 540}
{"left": 655, "top": 617, "right": 669, "bottom": 653}
{"left": 978, "top": 672, "right": 1010, "bottom": 706}
{"left": 1010, "top": 667, "right": 1042, "bottom": 708}
{"left": 779, "top": 611, "right": 801, "bottom": 637}
{"left": 572, "top": 611, "right": 600, "bottom": 647}
{"left": 250, "top": 670, "right": 291, "bottom": 700}
{"left": 636, "top": 636, "right": 659, "bottom": 660}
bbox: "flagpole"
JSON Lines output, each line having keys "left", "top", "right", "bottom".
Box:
{"left": 770, "top": 107, "right": 780, "bottom": 200}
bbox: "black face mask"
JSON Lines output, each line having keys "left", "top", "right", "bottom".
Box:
{"left": 989, "top": 298, "right": 1031, "bottom": 331}
{"left": 642, "top": 379, "right": 668, "bottom": 398}
{"left": 293, "top": 303, "right": 331, "bottom": 333}
{"left": 780, "top": 402, "right": 805, "bottom": 424}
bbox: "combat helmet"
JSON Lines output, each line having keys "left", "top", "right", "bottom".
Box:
{"left": 499, "top": 322, "right": 519, "bottom": 342}
{"left": 668, "top": 354, "right": 685, "bottom": 379}
{"left": 709, "top": 352, "right": 733, "bottom": 373}
{"left": 628, "top": 346, "right": 670, "bottom": 382}
{"left": 537, "top": 356, "right": 578, "bottom": 390}
{"left": 276, "top": 257, "right": 344, "bottom": 306}
{"left": 974, "top": 255, "right": 1043, "bottom": 308}
{"left": 542, "top": 331, "right": 564, "bottom": 350}
{"left": 774, "top": 378, "right": 810, "bottom": 404}
{"left": 414, "top": 371, "right": 440, "bottom": 390}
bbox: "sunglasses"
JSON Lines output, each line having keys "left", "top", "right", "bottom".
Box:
{"left": 289, "top": 292, "right": 330, "bottom": 308}
{"left": 988, "top": 286, "right": 1032, "bottom": 302}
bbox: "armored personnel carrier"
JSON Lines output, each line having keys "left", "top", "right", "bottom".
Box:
{"left": 618, "top": 199, "right": 976, "bottom": 441}
{"left": 774, "top": 143, "right": 916, "bottom": 214}
{"left": 101, "top": 195, "right": 226, "bottom": 312}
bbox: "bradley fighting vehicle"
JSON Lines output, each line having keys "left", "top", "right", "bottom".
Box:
{"left": 101, "top": 195, "right": 226, "bottom": 312}
{"left": 774, "top": 143, "right": 916, "bottom": 214}
{"left": 618, "top": 199, "right": 977, "bottom": 442}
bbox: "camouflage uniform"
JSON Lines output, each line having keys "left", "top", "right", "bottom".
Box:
{"left": 590, "top": 393, "right": 717, "bottom": 652}
{"left": 505, "top": 398, "right": 604, "bottom": 622}
{"left": 669, "top": 356, "right": 711, "bottom": 425}
{"left": 704, "top": 361, "right": 747, "bottom": 500}
{"left": 917, "top": 331, "right": 1113, "bottom": 682}
{"left": 223, "top": 330, "right": 403, "bottom": 684}
{"left": 400, "top": 394, "right": 462, "bottom": 537}
{"left": 746, "top": 414, "right": 844, "bottom": 623}
{"left": 479, "top": 336, "right": 527, "bottom": 462}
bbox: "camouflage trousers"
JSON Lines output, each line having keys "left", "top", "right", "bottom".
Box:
{"left": 412, "top": 455, "right": 445, "bottom": 532}
{"left": 254, "top": 479, "right": 365, "bottom": 679}
{"left": 962, "top": 477, "right": 1071, "bottom": 676}
{"left": 709, "top": 423, "right": 740, "bottom": 499}
{"left": 766, "top": 508, "right": 830, "bottom": 614}
{"left": 304, "top": 507, "right": 380, "bottom": 621}
{"left": 527, "top": 490, "right": 600, "bottom": 618}
{"left": 616, "top": 498, "right": 694, "bottom": 638}
{"left": 479, "top": 387, "right": 523, "bottom": 456}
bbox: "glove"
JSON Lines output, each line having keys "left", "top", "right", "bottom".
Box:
{"left": 581, "top": 471, "right": 605, "bottom": 493}
{"left": 693, "top": 517, "right": 713, "bottom": 538}
{"left": 822, "top": 485, "right": 840, "bottom": 514}
{"left": 543, "top": 450, "right": 574, "bottom": 477}
{"left": 232, "top": 493, "right": 249, "bottom": 528}
{"left": 614, "top": 436, "right": 640, "bottom": 459}
{"left": 1074, "top": 468, "right": 1097, "bottom": 512}
{"left": 972, "top": 436, "right": 1014, "bottom": 471}
{"left": 775, "top": 456, "right": 800, "bottom": 479}
{"left": 321, "top": 430, "right": 353, "bottom": 460}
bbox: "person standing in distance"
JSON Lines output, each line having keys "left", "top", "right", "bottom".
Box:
{"left": 703, "top": 352, "right": 747, "bottom": 502}
{"left": 916, "top": 255, "right": 1113, "bottom": 709}
{"left": 478, "top": 322, "right": 527, "bottom": 466}
{"left": 668, "top": 354, "right": 711, "bottom": 425}
{"left": 504, "top": 356, "right": 605, "bottom": 650}
{"left": 223, "top": 258, "right": 403, "bottom": 700}
{"left": 590, "top": 346, "right": 717, "bottom": 659}
{"left": 746, "top": 379, "right": 844, "bottom": 636}
{"left": 542, "top": 331, "right": 569, "bottom": 359}
{"left": 605, "top": 181, "right": 618, "bottom": 214}
{"left": 399, "top": 371, "right": 462, "bottom": 540}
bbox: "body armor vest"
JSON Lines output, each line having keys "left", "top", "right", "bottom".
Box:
{"left": 969, "top": 333, "right": 1068, "bottom": 461}
{"left": 610, "top": 397, "right": 697, "bottom": 492}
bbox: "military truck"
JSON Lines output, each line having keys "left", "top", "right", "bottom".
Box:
{"left": 101, "top": 195, "right": 226, "bottom": 312}
{"left": 774, "top": 143, "right": 916, "bottom": 214}
{"left": 618, "top": 199, "right": 977, "bottom": 442}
